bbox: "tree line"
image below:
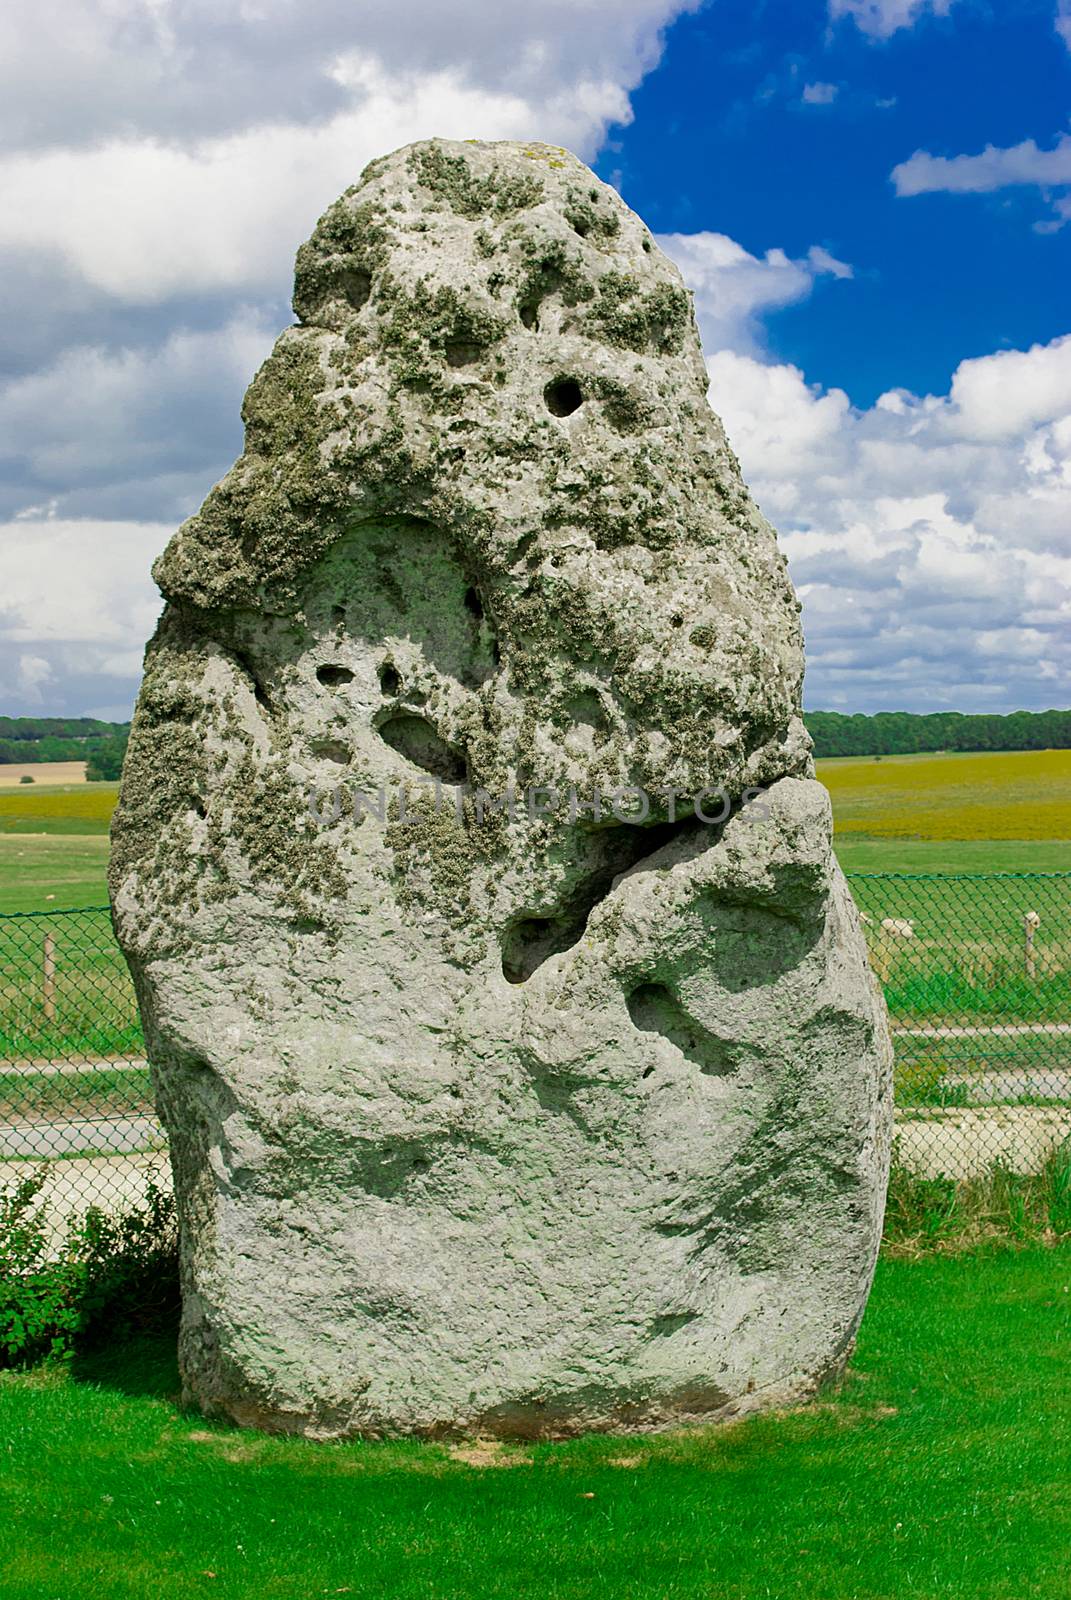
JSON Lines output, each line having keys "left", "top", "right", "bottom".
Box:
{"left": 804, "top": 708, "right": 1071, "bottom": 758}
{"left": 0, "top": 718, "right": 131, "bottom": 779}
{"left": 2, "top": 709, "right": 1069, "bottom": 775}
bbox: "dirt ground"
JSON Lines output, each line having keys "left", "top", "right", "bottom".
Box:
{"left": 0, "top": 761, "right": 87, "bottom": 787}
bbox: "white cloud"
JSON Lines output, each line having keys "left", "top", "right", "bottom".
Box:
{"left": 892, "top": 134, "right": 1071, "bottom": 228}
{"left": 0, "top": 519, "right": 165, "bottom": 647}
{"left": 704, "top": 335, "right": 1071, "bottom": 709}
{"left": 0, "top": 0, "right": 699, "bottom": 306}
{"left": 828, "top": 0, "right": 957, "bottom": 38}
{"left": 0, "top": 60, "right": 615, "bottom": 304}
{"left": 658, "top": 233, "right": 852, "bottom": 356}
{"left": 0, "top": 0, "right": 699, "bottom": 150}
{"left": 0, "top": 314, "right": 274, "bottom": 511}
{"left": 892, "top": 134, "right": 1071, "bottom": 196}
{"left": 946, "top": 336, "right": 1071, "bottom": 441}
{"left": 802, "top": 82, "right": 839, "bottom": 105}
{"left": 16, "top": 654, "right": 53, "bottom": 701}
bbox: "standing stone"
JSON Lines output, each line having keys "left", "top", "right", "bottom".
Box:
{"left": 111, "top": 139, "right": 892, "bottom": 1438}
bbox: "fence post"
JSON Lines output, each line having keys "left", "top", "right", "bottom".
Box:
{"left": 42, "top": 930, "right": 56, "bottom": 1025}
{"left": 1023, "top": 909, "right": 1040, "bottom": 981}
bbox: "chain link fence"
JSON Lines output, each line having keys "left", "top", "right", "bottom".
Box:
{"left": 850, "top": 872, "right": 1071, "bottom": 1182}
{"left": 0, "top": 905, "right": 165, "bottom": 1237}
{"left": 1, "top": 874, "right": 1069, "bottom": 1223}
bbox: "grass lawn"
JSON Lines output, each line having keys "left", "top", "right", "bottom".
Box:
{"left": 0, "top": 782, "right": 115, "bottom": 914}
{"left": 0, "top": 1246, "right": 1067, "bottom": 1599}
{"left": 0, "top": 835, "right": 112, "bottom": 914}
{"left": 831, "top": 838, "right": 1070, "bottom": 874}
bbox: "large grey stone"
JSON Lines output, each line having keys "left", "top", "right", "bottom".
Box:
{"left": 111, "top": 138, "right": 892, "bottom": 1438}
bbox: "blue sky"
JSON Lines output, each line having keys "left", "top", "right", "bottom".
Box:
{"left": 611, "top": 0, "right": 1071, "bottom": 404}
{"left": 0, "top": 0, "right": 1069, "bottom": 719}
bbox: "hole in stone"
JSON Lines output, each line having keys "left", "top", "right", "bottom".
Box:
{"left": 463, "top": 585, "right": 484, "bottom": 621}
{"left": 565, "top": 690, "right": 606, "bottom": 730}
{"left": 310, "top": 740, "right": 350, "bottom": 766}
{"left": 627, "top": 982, "right": 738, "bottom": 1077}
{"left": 544, "top": 377, "right": 583, "bottom": 417}
{"left": 331, "top": 604, "right": 346, "bottom": 627}
{"left": 191, "top": 798, "right": 207, "bottom": 820}
{"left": 519, "top": 301, "right": 538, "bottom": 330}
{"left": 317, "top": 664, "right": 355, "bottom": 688}
{"left": 340, "top": 268, "right": 371, "bottom": 311}
{"left": 445, "top": 339, "right": 483, "bottom": 368}
{"left": 572, "top": 219, "right": 590, "bottom": 238}
{"left": 642, "top": 237, "right": 652, "bottom": 253}
{"left": 492, "top": 639, "right": 503, "bottom": 666}
{"left": 379, "top": 662, "right": 401, "bottom": 696}
{"left": 378, "top": 713, "right": 466, "bottom": 783}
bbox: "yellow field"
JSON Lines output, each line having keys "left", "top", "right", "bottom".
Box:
{"left": 0, "top": 760, "right": 87, "bottom": 787}
{"left": 0, "top": 783, "right": 118, "bottom": 833}
{"left": 817, "top": 749, "right": 1071, "bottom": 841}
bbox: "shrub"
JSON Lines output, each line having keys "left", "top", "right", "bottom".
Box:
{"left": 18, "top": 774, "right": 34, "bottom": 784}
{"left": 0, "top": 1167, "right": 178, "bottom": 1366}
{"left": 883, "top": 1142, "right": 1071, "bottom": 1256}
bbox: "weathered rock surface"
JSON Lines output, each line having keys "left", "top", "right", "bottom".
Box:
{"left": 110, "top": 138, "right": 892, "bottom": 1438}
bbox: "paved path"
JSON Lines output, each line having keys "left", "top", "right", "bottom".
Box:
{"left": 0, "top": 1151, "right": 171, "bottom": 1254}
{"left": 0, "top": 1058, "right": 148, "bottom": 1078}
{"left": 0, "top": 1114, "right": 163, "bottom": 1158}
{"left": 894, "top": 1022, "right": 1071, "bottom": 1038}
{"left": 943, "top": 1068, "right": 1071, "bottom": 1103}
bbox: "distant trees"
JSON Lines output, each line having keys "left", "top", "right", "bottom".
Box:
{"left": 85, "top": 735, "right": 129, "bottom": 782}
{"left": 0, "top": 718, "right": 131, "bottom": 773}
{"left": 2, "top": 710, "right": 1068, "bottom": 774}
{"left": 804, "top": 708, "right": 1071, "bottom": 758}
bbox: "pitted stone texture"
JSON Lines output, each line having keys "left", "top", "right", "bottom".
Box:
{"left": 111, "top": 139, "right": 892, "bottom": 1438}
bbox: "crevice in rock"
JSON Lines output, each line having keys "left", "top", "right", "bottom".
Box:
{"left": 378, "top": 711, "right": 467, "bottom": 783}
{"left": 501, "top": 816, "right": 706, "bottom": 984}
{"left": 230, "top": 646, "right": 276, "bottom": 720}
{"left": 379, "top": 661, "right": 401, "bottom": 696}
{"left": 627, "top": 982, "right": 739, "bottom": 1077}
{"left": 648, "top": 1311, "right": 700, "bottom": 1337}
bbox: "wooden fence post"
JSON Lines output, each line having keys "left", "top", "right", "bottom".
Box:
{"left": 1023, "top": 909, "right": 1040, "bottom": 981}
{"left": 42, "top": 931, "right": 56, "bottom": 1025}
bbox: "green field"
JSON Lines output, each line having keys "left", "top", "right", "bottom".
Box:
{"left": 0, "top": 780, "right": 115, "bottom": 915}
{"left": 0, "top": 1246, "right": 1067, "bottom": 1600}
